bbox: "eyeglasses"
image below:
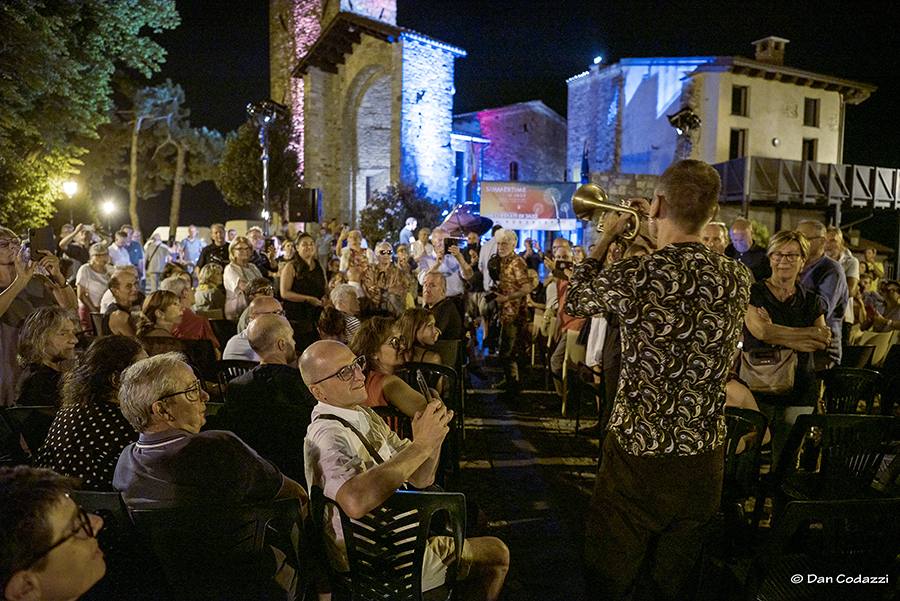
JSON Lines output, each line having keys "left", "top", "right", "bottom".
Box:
{"left": 378, "top": 250, "right": 393, "bottom": 256}
{"left": 26, "top": 506, "right": 95, "bottom": 567}
{"left": 0, "top": 239, "right": 22, "bottom": 250}
{"left": 251, "top": 287, "right": 275, "bottom": 296}
{"left": 387, "top": 335, "right": 407, "bottom": 350}
{"left": 258, "top": 309, "right": 285, "bottom": 317}
{"left": 234, "top": 246, "right": 252, "bottom": 252}
{"left": 771, "top": 252, "right": 802, "bottom": 264}
{"left": 157, "top": 379, "right": 202, "bottom": 403}
{"left": 310, "top": 355, "right": 367, "bottom": 385}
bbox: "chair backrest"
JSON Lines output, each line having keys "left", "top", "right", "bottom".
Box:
{"left": 215, "top": 359, "right": 259, "bottom": 400}
{"left": 854, "top": 330, "right": 897, "bottom": 367}
{"left": 130, "top": 498, "right": 307, "bottom": 601}
{"left": 3, "top": 406, "right": 57, "bottom": 457}
{"left": 208, "top": 318, "right": 236, "bottom": 350}
{"left": 841, "top": 345, "right": 875, "bottom": 368}
{"left": 722, "top": 407, "right": 768, "bottom": 502}
{"left": 749, "top": 497, "right": 900, "bottom": 599}
{"left": 396, "top": 362, "right": 461, "bottom": 486}
{"left": 431, "top": 339, "right": 461, "bottom": 371}
{"left": 771, "top": 414, "right": 898, "bottom": 499}
{"left": 70, "top": 491, "right": 165, "bottom": 599}
{"left": 312, "top": 487, "right": 466, "bottom": 601}
{"left": 819, "top": 367, "right": 881, "bottom": 414}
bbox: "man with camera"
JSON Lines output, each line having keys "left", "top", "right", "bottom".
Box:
{"left": 565, "top": 160, "right": 751, "bottom": 600}
{"left": 417, "top": 228, "right": 472, "bottom": 299}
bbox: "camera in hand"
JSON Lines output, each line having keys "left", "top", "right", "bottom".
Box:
{"left": 556, "top": 260, "right": 574, "bottom": 271}
{"left": 443, "top": 238, "right": 463, "bottom": 253}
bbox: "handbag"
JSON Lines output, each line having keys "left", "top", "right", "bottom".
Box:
{"left": 739, "top": 347, "right": 797, "bottom": 394}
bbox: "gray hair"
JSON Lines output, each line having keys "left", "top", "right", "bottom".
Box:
{"left": 160, "top": 275, "right": 191, "bottom": 298}
{"left": 119, "top": 352, "right": 188, "bottom": 433}
{"left": 198, "top": 263, "right": 223, "bottom": 285}
{"left": 330, "top": 283, "right": 357, "bottom": 306}
{"left": 17, "top": 307, "right": 76, "bottom": 366}
{"left": 798, "top": 220, "right": 827, "bottom": 238}
{"left": 496, "top": 228, "right": 518, "bottom": 246}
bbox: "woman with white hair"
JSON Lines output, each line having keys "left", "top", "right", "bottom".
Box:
{"left": 492, "top": 228, "right": 533, "bottom": 391}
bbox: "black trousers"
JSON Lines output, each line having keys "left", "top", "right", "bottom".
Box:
{"left": 583, "top": 435, "right": 724, "bottom": 600}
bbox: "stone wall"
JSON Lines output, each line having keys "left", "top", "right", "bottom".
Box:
{"left": 468, "top": 101, "right": 567, "bottom": 183}
{"left": 400, "top": 32, "right": 464, "bottom": 203}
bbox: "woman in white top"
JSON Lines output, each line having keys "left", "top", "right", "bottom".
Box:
{"left": 223, "top": 236, "right": 262, "bottom": 321}
{"left": 75, "top": 243, "right": 110, "bottom": 335}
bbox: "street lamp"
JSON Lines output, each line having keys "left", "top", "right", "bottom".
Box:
{"left": 102, "top": 201, "right": 115, "bottom": 235}
{"left": 63, "top": 181, "right": 77, "bottom": 224}
{"left": 247, "top": 99, "right": 286, "bottom": 236}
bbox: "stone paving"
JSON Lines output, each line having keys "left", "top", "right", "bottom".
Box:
{"left": 452, "top": 363, "right": 601, "bottom": 601}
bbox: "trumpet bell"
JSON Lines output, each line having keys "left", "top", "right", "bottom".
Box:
{"left": 572, "top": 183, "right": 641, "bottom": 240}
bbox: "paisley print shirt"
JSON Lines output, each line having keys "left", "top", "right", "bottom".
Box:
{"left": 565, "top": 242, "right": 751, "bottom": 456}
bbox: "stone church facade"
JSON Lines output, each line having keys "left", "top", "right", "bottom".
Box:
{"left": 270, "top": 0, "right": 464, "bottom": 225}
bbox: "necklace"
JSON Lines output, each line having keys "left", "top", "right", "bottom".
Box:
{"left": 764, "top": 278, "right": 795, "bottom": 301}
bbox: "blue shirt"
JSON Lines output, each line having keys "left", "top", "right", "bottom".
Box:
{"left": 180, "top": 237, "right": 206, "bottom": 264}
{"left": 800, "top": 253, "right": 848, "bottom": 367}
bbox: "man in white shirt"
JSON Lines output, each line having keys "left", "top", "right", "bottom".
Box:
{"left": 825, "top": 226, "right": 860, "bottom": 344}
{"left": 107, "top": 230, "right": 132, "bottom": 268}
{"left": 300, "top": 340, "right": 509, "bottom": 599}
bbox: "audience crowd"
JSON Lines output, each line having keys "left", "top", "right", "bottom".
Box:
{"left": 1, "top": 205, "right": 897, "bottom": 599}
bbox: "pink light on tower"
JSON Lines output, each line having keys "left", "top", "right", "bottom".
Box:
{"left": 289, "top": 0, "right": 324, "bottom": 177}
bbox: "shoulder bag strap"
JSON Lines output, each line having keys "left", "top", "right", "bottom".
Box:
{"left": 314, "top": 414, "right": 385, "bottom": 464}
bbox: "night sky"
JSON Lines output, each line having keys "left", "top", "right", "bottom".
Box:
{"left": 141, "top": 0, "right": 899, "bottom": 227}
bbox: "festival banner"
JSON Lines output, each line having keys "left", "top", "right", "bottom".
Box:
{"left": 480, "top": 181, "right": 579, "bottom": 231}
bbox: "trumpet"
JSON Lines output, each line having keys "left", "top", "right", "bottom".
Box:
{"left": 572, "top": 183, "right": 642, "bottom": 240}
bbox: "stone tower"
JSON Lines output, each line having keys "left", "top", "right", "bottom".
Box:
{"left": 270, "top": 0, "right": 464, "bottom": 224}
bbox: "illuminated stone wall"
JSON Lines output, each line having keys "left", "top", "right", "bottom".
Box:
{"left": 465, "top": 101, "right": 567, "bottom": 183}
{"left": 399, "top": 32, "right": 465, "bottom": 203}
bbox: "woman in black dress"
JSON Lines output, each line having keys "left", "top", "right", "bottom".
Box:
{"left": 35, "top": 336, "right": 147, "bottom": 490}
{"left": 279, "top": 233, "right": 327, "bottom": 342}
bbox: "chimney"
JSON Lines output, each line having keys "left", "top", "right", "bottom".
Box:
{"left": 751, "top": 36, "right": 790, "bottom": 65}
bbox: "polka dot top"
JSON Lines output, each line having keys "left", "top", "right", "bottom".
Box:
{"left": 35, "top": 399, "right": 138, "bottom": 491}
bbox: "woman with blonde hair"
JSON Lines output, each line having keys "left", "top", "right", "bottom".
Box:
{"left": 194, "top": 263, "right": 225, "bottom": 313}
{"left": 223, "top": 236, "right": 262, "bottom": 321}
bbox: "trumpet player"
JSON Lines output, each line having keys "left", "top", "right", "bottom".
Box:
{"left": 565, "top": 160, "right": 751, "bottom": 600}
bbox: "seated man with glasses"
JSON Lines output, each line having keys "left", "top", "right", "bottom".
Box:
{"left": 300, "top": 340, "right": 509, "bottom": 600}
{"left": 113, "top": 352, "right": 308, "bottom": 511}
{"left": 222, "top": 296, "right": 285, "bottom": 362}
{"left": 1, "top": 466, "right": 106, "bottom": 601}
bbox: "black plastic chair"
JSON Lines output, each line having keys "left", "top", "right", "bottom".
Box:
{"left": 215, "top": 359, "right": 259, "bottom": 401}
{"left": 569, "top": 362, "right": 604, "bottom": 436}
{"left": 432, "top": 339, "right": 466, "bottom": 439}
{"left": 72, "top": 491, "right": 168, "bottom": 601}
{"left": 130, "top": 498, "right": 309, "bottom": 601}
{"left": 819, "top": 367, "right": 881, "bottom": 414}
{"left": 396, "top": 362, "right": 461, "bottom": 487}
{"left": 208, "top": 318, "right": 236, "bottom": 350}
{"left": 3, "top": 405, "right": 57, "bottom": 457}
{"left": 311, "top": 487, "right": 466, "bottom": 601}
{"left": 841, "top": 344, "right": 876, "bottom": 368}
{"left": 755, "top": 414, "right": 900, "bottom": 529}
{"left": 742, "top": 497, "right": 900, "bottom": 601}
{"left": 720, "top": 407, "right": 768, "bottom": 549}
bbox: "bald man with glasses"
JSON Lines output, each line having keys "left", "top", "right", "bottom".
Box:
{"left": 300, "top": 340, "right": 509, "bottom": 600}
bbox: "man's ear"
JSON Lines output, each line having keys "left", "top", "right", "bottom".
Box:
{"left": 649, "top": 194, "right": 662, "bottom": 219}
{"left": 5, "top": 569, "right": 39, "bottom": 601}
{"left": 151, "top": 400, "right": 169, "bottom": 421}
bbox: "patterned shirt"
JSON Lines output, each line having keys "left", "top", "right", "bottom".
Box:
{"left": 565, "top": 242, "right": 751, "bottom": 456}
{"left": 497, "top": 254, "right": 530, "bottom": 325}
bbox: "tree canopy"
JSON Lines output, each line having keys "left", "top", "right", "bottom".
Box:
{"left": 359, "top": 182, "right": 451, "bottom": 247}
{"left": 215, "top": 118, "right": 300, "bottom": 215}
{"left": 0, "top": 0, "right": 179, "bottom": 231}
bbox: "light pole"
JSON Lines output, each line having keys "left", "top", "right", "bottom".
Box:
{"left": 63, "top": 181, "right": 77, "bottom": 225}
{"left": 102, "top": 201, "right": 115, "bottom": 235}
{"left": 247, "top": 99, "right": 286, "bottom": 236}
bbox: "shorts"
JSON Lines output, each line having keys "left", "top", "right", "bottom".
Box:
{"left": 423, "top": 536, "right": 474, "bottom": 591}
